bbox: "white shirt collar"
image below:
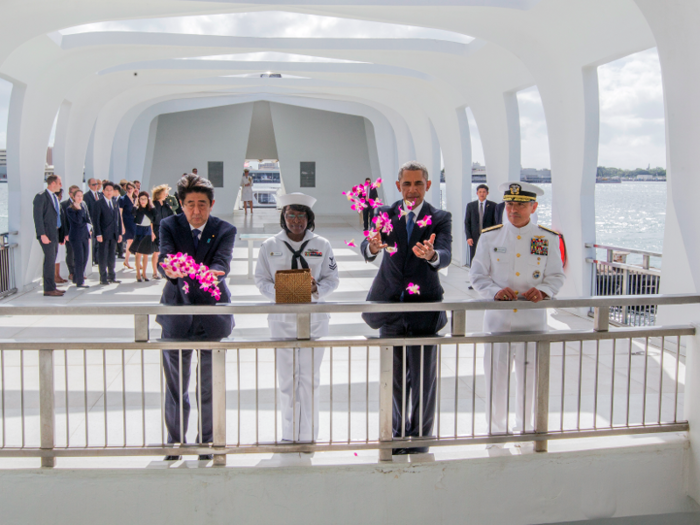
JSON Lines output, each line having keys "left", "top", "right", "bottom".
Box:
{"left": 190, "top": 221, "right": 207, "bottom": 236}
{"left": 406, "top": 199, "right": 426, "bottom": 217}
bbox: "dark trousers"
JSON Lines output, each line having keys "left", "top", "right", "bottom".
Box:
{"left": 379, "top": 311, "right": 445, "bottom": 452}
{"left": 72, "top": 238, "right": 88, "bottom": 286}
{"left": 97, "top": 238, "right": 117, "bottom": 282}
{"left": 40, "top": 240, "right": 58, "bottom": 292}
{"left": 468, "top": 235, "right": 479, "bottom": 266}
{"left": 362, "top": 207, "right": 372, "bottom": 231}
{"left": 66, "top": 241, "right": 74, "bottom": 276}
{"left": 161, "top": 323, "right": 213, "bottom": 444}
{"left": 91, "top": 233, "right": 98, "bottom": 265}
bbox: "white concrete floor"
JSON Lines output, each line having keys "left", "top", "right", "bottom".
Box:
{"left": 0, "top": 209, "right": 687, "bottom": 467}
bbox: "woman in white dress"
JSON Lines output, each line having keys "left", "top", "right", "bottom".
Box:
{"left": 240, "top": 169, "right": 254, "bottom": 215}
{"left": 254, "top": 193, "right": 340, "bottom": 443}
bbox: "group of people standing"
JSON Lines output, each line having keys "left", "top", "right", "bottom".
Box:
{"left": 33, "top": 175, "right": 177, "bottom": 293}
{"left": 33, "top": 162, "right": 566, "bottom": 460}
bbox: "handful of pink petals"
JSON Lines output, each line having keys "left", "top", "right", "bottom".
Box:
{"left": 161, "top": 253, "right": 222, "bottom": 300}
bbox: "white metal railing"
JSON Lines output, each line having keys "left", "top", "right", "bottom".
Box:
{"left": 0, "top": 295, "right": 694, "bottom": 467}
{"left": 0, "top": 231, "right": 18, "bottom": 299}
{"left": 586, "top": 243, "right": 662, "bottom": 326}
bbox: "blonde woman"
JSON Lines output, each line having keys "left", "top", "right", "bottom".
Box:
{"left": 151, "top": 184, "right": 175, "bottom": 279}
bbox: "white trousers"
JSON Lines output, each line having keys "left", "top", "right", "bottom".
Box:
{"left": 484, "top": 342, "right": 536, "bottom": 434}
{"left": 270, "top": 320, "right": 328, "bottom": 442}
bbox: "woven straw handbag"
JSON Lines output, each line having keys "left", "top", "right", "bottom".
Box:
{"left": 274, "top": 268, "right": 312, "bottom": 303}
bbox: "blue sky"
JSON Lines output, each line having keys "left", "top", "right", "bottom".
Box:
{"left": 0, "top": 12, "right": 666, "bottom": 171}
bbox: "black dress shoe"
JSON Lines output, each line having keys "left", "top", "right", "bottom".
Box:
{"left": 392, "top": 448, "right": 409, "bottom": 456}
{"left": 468, "top": 285, "right": 474, "bottom": 290}
{"left": 198, "top": 454, "right": 213, "bottom": 461}
{"left": 164, "top": 455, "right": 182, "bottom": 461}
{"left": 76, "top": 284, "right": 90, "bottom": 289}
{"left": 109, "top": 279, "right": 122, "bottom": 283}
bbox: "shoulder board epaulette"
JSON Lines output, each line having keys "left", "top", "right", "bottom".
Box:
{"left": 538, "top": 225, "right": 561, "bottom": 236}
{"left": 481, "top": 224, "right": 503, "bottom": 233}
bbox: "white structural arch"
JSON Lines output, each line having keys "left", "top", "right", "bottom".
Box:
{"left": 0, "top": 0, "right": 697, "bottom": 309}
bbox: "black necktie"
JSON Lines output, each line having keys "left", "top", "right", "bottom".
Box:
{"left": 192, "top": 228, "right": 200, "bottom": 251}
{"left": 282, "top": 240, "right": 311, "bottom": 269}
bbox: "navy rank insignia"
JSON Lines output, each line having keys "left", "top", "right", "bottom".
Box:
{"left": 530, "top": 236, "right": 548, "bottom": 256}
{"left": 532, "top": 270, "right": 541, "bottom": 279}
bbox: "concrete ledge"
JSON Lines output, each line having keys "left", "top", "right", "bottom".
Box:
{"left": 0, "top": 435, "right": 695, "bottom": 525}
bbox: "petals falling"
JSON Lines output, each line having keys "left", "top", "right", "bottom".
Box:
{"left": 406, "top": 283, "right": 420, "bottom": 295}
{"left": 371, "top": 178, "right": 382, "bottom": 189}
{"left": 344, "top": 239, "right": 357, "bottom": 248}
{"left": 385, "top": 244, "right": 398, "bottom": 256}
{"left": 417, "top": 215, "right": 432, "bottom": 228}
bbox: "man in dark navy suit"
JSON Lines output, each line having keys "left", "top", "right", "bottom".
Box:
{"left": 464, "top": 183, "right": 496, "bottom": 267}
{"left": 156, "top": 174, "right": 236, "bottom": 461}
{"left": 362, "top": 176, "right": 379, "bottom": 231}
{"left": 84, "top": 178, "right": 101, "bottom": 265}
{"left": 361, "top": 161, "right": 452, "bottom": 455}
{"left": 92, "top": 181, "right": 122, "bottom": 285}
{"left": 32, "top": 174, "right": 64, "bottom": 296}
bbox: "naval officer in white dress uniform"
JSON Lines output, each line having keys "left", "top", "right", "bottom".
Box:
{"left": 470, "top": 181, "right": 565, "bottom": 436}
{"left": 254, "top": 193, "right": 340, "bottom": 442}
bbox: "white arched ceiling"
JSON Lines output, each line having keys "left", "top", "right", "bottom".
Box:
{"left": 0, "top": 0, "right": 671, "bottom": 295}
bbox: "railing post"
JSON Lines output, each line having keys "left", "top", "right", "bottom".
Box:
{"left": 134, "top": 314, "right": 149, "bottom": 342}
{"left": 39, "top": 349, "right": 55, "bottom": 468}
{"left": 593, "top": 306, "right": 610, "bottom": 332}
{"left": 451, "top": 310, "right": 466, "bottom": 336}
{"left": 643, "top": 254, "right": 650, "bottom": 270}
{"left": 212, "top": 348, "right": 227, "bottom": 467}
{"left": 621, "top": 268, "right": 629, "bottom": 324}
{"left": 378, "top": 345, "right": 393, "bottom": 461}
{"left": 534, "top": 341, "right": 550, "bottom": 453}
{"left": 296, "top": 312, "right": 311, "bottom": 340}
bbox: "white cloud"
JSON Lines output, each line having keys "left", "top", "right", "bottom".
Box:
{"left": 517, "top": 85, "right": 550, "bottom": 169}
{"left": 598, "top": 47, "right": 665, "bottom": 169}
{"left": 59, "top": 11, "right": 474, "bottom": 44}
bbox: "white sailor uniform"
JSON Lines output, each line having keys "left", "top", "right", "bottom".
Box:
{"left": 255, "top": 230, "right": 340, "bottom": 441}
{"left": 470, "top": 219, "right": 565, "bottom": 434}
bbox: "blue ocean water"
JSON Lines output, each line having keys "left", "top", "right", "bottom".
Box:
{"left": 0, "top": 182, "right": 667, "bottom": 262}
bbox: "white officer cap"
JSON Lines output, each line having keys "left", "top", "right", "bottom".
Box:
{"left": 277, "top": 192, "right": 317, "bottom": 209}
{"left": 498, "top": 181, "right": 544, "bottom": 202}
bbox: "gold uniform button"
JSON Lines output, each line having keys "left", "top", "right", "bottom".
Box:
{"left": 538, "top": 262, "right": 540, "bottom": 265}
{"left": 517, "top": 235, "right": 521, "bottom": 240}
{"left": 537, "top": 257, "right": 541, "bottom": 260}
{"left": 516, "top": 272, "right": 520, "bottom": 276}
{"left": 497, "top": 258, "right": 500, "bottom": 261}
{"left": 513, "top": 309, "right": 518, "bottom": 313}
{"left": 516, "top": 253, "right": 521, "bottom": 258}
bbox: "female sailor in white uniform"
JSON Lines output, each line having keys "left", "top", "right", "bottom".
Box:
{"left": 254, "top": 193, "right": 340, "bottom": 442}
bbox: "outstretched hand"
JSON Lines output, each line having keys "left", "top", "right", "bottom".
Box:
{"left": 368, "top": 231, "right": 388, "bottom": 255}
{"left": 413, "top": 233, "right": 436, "bottom": 261}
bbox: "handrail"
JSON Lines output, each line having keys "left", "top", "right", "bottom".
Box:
{"left": 0, "top": 294, "right": 696, "bottom": 317}
{"left": 585, "top": 258, "right": 661, "bottom": 275}
{"left": 585, "top": 243, "right": 662, "bottom": 258}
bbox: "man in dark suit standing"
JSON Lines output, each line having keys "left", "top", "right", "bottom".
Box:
{"left": 464, "top": 184, "right": 496, "bottom": 267}
{"left": 362, "top": 176, "right": 379, "bottom": 231}
{"left": 156, "top": 173, "right": 236, "bottom": 461}
{"left": 361, "top": 161, "right": 452, "bottom": 455}
{"left": 33, "top": 174, "right": 65, "bottom": 296}
{"left": 84, "top": 178, "right": 101, "bottom": 265}
{"left": 92, "top": 181, "right": 122, "bottom": 285}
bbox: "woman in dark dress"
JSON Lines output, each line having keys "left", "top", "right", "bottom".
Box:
{"left": 151, "top": 184, "right": 174, "bottom": 280}
{"left": 132, "top": 191, "right": 156, "bottom": 282}
{"left": 119, "top": 182, "right": 137, "bottom": 269}
{"left": 65, "top": 190, "right": 91, "bottom": 288}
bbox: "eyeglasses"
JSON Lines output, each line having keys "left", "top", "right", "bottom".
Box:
{"left": 285, "top": 214, "right": 307, "bottom": 221}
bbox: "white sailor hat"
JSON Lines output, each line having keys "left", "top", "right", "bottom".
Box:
{"left": 498, "top": 181, "right": 544, "bottom": 202}
{"left": 277, "top": 192, "right": 317, "bottom": 209}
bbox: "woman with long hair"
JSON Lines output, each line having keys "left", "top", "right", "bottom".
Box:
{"left": 151, "top": 184, "right": 174, "bottom": 280}
{"left": 131, "top": 191, "right": 156, "bottom": 282}
{"left": 119, "top": 182, "right": 137, "bottom": 269}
